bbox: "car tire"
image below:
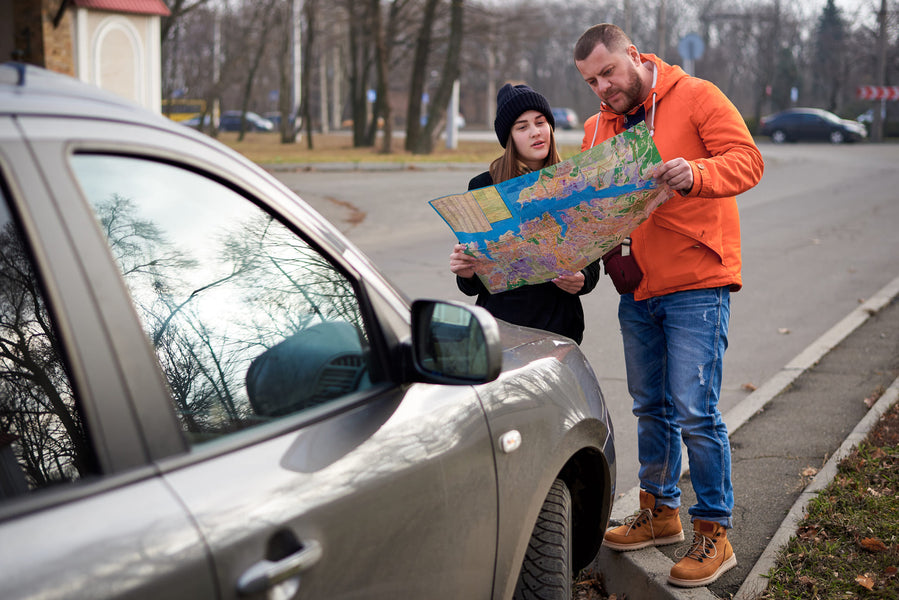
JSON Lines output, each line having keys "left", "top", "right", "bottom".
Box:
{"left": 513, "top": 478, "right": 572, "bottom": 600}
{"left": 830, "top": 130, "right": 845, "bottom": 144}
{"left": 771, "top": 130, "right": 788, "bottom": 144}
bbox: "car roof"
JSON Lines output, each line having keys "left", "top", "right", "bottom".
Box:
{"left": 0, "top": 62, "right": 201, "bottom": 137}
{"left": 772, "top": 107, "right": 833, "bottom": 117}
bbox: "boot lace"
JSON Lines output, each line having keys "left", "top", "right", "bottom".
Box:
{"left": 676, "top": 531, "right": 718, "bottom": 563}
{"left": 622, "top": 506, "right": 661, "bottom": 535}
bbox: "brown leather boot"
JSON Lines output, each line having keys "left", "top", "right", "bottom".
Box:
{"left": 668, "top": 519, "right": 737, "bottom": 587}
{"left": 602, "top": 490, "right": 684, "bottom": 551}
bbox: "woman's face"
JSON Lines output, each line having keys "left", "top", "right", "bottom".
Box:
{"left": 510, "top": 110, "right": 552, "bottom": 170}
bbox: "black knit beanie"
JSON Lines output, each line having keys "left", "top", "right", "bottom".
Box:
{"left": 493, "top": 83, "right": 555, "bottom": 147}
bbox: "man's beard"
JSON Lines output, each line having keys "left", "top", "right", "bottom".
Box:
{"left": 604, "top": 65, "right": 644, "bottom": 115}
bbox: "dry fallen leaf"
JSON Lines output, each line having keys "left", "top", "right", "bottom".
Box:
{"left": 860, "top": 537, "right": 888, "bottom": 552}
{"left": 778, "top": 327, "right": 791, "bottom": 335}
{"left": 885, "top": 566, "right": 898, "bottom": 577}
{"left": 801, "top": 466, "right": 819, "bottom": 477}
{"left": 867, "top": 487, "right": 883, "bottom": 498}
{"left": 856, "top": 574, "right": 875, "bottom": 590}
{"left": 742, "top": 382, "right": 757, "bottom": 392}
{"left": 864, "top": 395, "right": 877, "bottom": 408}
{"left": 798, "top": 525, "right": 820, "bottom": 540}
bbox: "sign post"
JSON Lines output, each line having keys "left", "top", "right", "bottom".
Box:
{"left": 677, "top": 33, "right": 704, "bottom": 76}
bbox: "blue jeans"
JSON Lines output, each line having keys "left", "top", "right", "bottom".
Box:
{"left": 619, "top": 287, "right": 734, "bottom": 528}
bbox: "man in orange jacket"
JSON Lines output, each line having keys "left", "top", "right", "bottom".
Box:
{"left": 574, "top": 23, "right": 764, "bottom": 588}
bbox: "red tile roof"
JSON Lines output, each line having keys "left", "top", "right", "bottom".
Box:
{"left": 72, "top": 0, "right": 171, "bottom": 16}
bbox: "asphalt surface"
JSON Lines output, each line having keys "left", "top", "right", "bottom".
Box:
{"left": 595, "top": 276, "right": 899, "bottom": 599}
{"left": 266, "top": 155, "right": 899, "bottom": 598}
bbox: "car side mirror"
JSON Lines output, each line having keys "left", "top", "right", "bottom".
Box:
{"left": 409, "top": 300, "right": 502, "bottom": 385}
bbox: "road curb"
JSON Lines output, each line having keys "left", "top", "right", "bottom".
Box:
{"left": 594, "top": 274, "right": 899, "bottom": 599}
{"left": 263, "top": 161, "right": 484, "bottom": 173}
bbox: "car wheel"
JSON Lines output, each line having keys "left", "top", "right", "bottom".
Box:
{"left": 513, "top": 478, "right": 572, "bottom": 600}
{"left": 830, "top": 130, "right": 845, "bottom": 144}
{"left": 771, "top": 130, "right": 787, "bottom": 144}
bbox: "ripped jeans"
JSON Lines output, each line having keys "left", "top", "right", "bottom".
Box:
{"left": 619, "top": 287, "right": 734, "bottom": 527}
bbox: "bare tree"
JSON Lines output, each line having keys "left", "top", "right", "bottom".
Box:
{"left": 405, "top": 0, "right": 464, "bottom": 154}
{"left": 344, "top": 0, "right": 376, "bottom": 146}
{"left": 369, "top": 0, "right": 391, "bottom": 151}
{"left": 813, "top": 0, "right": 848, "bottom": 112}
{"left": 0, "top": 221, "right": 92, "bottom": 487}
{"left": 300, "top": 0, "right": 318, "bottom": 148}
{"left": 404, "top": 0, "right": 438, "bottom": 152}
{"left": 234, "top": 0, "right": 282, "bottom": 140}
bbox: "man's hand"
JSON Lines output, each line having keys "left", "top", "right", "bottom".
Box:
{"left": 552, "top": 271, "right": 585, "bottom": 294}
{"left": 449, "top": 244, "right": 478, "bottom": 279}
{"left": 654, "top": 157, "right": 694, "bottom": 193}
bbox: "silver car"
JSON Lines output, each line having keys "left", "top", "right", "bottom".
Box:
{"left": 0, "top": 63, "right": 615, "bottom": 600}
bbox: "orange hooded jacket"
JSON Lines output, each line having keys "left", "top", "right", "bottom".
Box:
{"left": 582, "top": 53, "right": 764, "bottom": 301}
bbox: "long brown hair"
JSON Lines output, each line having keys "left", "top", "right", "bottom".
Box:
{"left": 488, "top": 130, "right": 562, "bottom": 184}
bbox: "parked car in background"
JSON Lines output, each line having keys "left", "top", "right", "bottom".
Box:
{"left": 181, "top": 113, "right": 216, "bottom": 130}
{"left": 759, "top": 107, "right": 867, "bottom": 144}
{"left": 218, "top": 109, "right": 274, "bottom": 132}
{"left": 262, "top": 111, "right": 301, "bottom": 130}
{"left": 552, "top": 107, "right": 580, "bottom": 130}
{"left": 0, "top": 62, "right": 616, "bottom": 600}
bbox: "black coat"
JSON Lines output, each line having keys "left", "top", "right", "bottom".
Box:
{"left": 456, "top": 171, "right": 600, "bottom": 344}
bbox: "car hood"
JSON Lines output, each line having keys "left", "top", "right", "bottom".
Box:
{"left": 494, "top": 319, "right": 588, "bottom": 373}
{"left": 841, "top": 119, "right": 867, "bottom": 135}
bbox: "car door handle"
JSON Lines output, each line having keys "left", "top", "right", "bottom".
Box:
{"left": 237, "top": 539, "right": 323, "bottom": 595}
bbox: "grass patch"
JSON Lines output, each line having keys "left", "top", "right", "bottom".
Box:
{"left": 759, "top": 399, "right": 899, "bottom": 599}
{"left": 212, "top": 131, "right": 583, "bottom": 165}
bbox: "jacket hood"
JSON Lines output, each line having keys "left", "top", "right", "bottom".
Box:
{"left": 598, "top": 53, "right": 688, "bottom": 125}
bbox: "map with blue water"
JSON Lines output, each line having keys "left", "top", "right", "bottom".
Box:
{"left": 430, "top": 123, "right": 672, "bottom": 293}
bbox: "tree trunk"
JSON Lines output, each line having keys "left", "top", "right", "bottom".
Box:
{"left": 346, "top": 0, "right": 374, "bottom": 147}
{"left": 367, "top": 0, "right": 392, "bottom": 152}
{"left": 277, "top": 2, "right": 294, "bottom": 144}
{"left": 302, "top": 0, "right": 317, "bottom": 149}
{"left": 236, "top": 0, "right": 279, "bottom": 142}
{"left": 404, "top": 0, "right": 439, "bottom": 152}
{"left": 412, "top": 0, "right": 464, "bottom": 154}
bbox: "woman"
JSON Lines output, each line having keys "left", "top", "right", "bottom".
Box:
{"left": 449, "top": 83, "right": 600, "bottom": 344}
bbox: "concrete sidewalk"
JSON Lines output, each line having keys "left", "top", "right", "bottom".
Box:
{"left": 595, "top": 275, "right": 899, "bottom": 600}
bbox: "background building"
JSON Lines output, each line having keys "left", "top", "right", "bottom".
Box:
{"left": 2, "top": 0, "right": 170, "bottom": 112}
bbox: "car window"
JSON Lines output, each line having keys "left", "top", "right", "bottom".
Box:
{"left": 0, "top": 184, "right": 97, "bottom": 501}
{"left": 70, "top": 155, "right": 373, "bottom": 445}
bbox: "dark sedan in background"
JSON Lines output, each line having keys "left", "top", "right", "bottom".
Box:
{"left": 218, "top": 109, "right": 275, "bottom": 132}
{"left": 759, "top": 107, "right": 867, "bottom": 144}
{"left": 0, "top": 62, "right": 615, "bottom": 600}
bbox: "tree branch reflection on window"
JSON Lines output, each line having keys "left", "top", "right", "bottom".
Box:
{"left": 0, "top": 218, "right": 92, "bottom": 496}
{"left": 78, "top": 157, "right": 370, "bottom": 444}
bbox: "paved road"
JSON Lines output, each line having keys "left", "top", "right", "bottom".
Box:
{"left": 270, "top": 141, "right": 899, "bottom": 495}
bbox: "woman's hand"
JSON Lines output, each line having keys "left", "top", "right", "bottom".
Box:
{"left": 552, "top": 271, "right": 585, "bottom": 294}
{"left": 450, "top": 244, "right": 478, "bottom": 279}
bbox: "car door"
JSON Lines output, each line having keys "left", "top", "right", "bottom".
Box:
{"left": 804, "top": 113, "right": 829, "bottom": 140}
{"left": 56, "top": 121, "right": 501, "bottom": 599}
{"left": 0, "top": 117, "right": 215, "bottom": 599}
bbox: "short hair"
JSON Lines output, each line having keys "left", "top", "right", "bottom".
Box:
{"left": 574, "top": 24, "right": 632, "bottom": 62}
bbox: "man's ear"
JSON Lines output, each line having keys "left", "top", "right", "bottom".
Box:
{"left": 626, "top": 45, "right": 641, "bottom": 65}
